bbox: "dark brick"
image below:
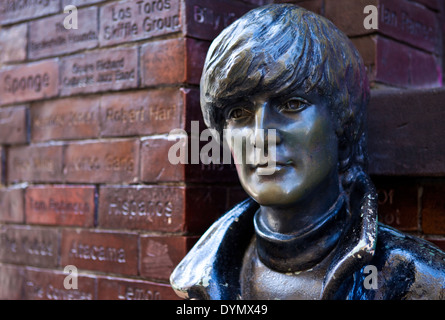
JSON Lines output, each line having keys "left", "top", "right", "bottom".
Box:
{"left": 7, "top": 144, "right": 64, "bottom": 183}
{"left": 31, "top": 96, "right": 100, "bottom": 142}
{"left": 422, "top": 183, "right": 445, "bottom": 235}
{"left": 61, "top": 229, "right": 138, "bottom": 276}
{"left": 0, "top": 187, "right": 25, "bottom": 223}
{"left": 97, "top": 276, "right": 179, "bottom": 300}
{"left": 60, "top": 47, "right": 138, "bottom": 96}
{"left": 0, "top": 264, "right": 25, "bottom": 300}
{"left": 0, "top": 60, "right": 59, "bottom": 106}
{"left": 0, "top": 225, "right": 59, "bottom": 268}
{"left": 64, "top": 139, "right": 140, "bottom": 184}
{"left": 0, "top": 105, "right": 28, "bottom": 145}
{"left": 139, "top": 235, "right": 198, "bottom": 281}
{"left": 26, "top": 185, "right": 95, "bottom": 227}
{"left": 29, "top": 7, "right": 99, "bottom": 60}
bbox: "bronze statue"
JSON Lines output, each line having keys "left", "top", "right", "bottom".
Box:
{"left": 170, "top": 4, "right": 445, "bottom": 300}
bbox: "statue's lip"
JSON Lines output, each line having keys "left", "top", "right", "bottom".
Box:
{"left": 251, "top": 160, "right": 293, "bottom": 168}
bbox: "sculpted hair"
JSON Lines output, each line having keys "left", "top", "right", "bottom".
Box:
{"left": 200, "top": 4, "right": 370, "bottom": 174}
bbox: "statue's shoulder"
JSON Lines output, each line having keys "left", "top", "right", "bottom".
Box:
{"left": 170, "top": 198, "right": 258, "bottom": 300}
{"left": 368, "top": 223, "right": 445, "bottom": 299}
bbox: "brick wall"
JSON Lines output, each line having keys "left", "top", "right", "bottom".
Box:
{"left": 0, "top": 0, "right": 444, "bottom": 300}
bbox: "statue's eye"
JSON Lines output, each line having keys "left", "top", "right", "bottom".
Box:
{"left": 227, "top": 107, "right": 251, "bottom": 120}
{"left": 279, "top": 98, "right": 308, "bottom": 113}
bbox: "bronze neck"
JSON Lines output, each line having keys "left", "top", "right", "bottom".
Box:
{"left": 254, "top": 193, "right": 349, "bottom": 273}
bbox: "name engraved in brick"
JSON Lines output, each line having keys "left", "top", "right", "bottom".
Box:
{"left": 379, "top": 0, "right": 439, "bottom": 53}
{"left": 100, "top": 0, "right": 181, "bottom": 46}
{"left": 0, "top": 0, "right": 59, "bottom": 25}
{"left": 0, "top": 226, "right": 59, "bottom": 268}
{"left": 100, "top": 88, "right": 183, "bottom": 137}
{"left": 98, "top": 186, "right": 184, "bottom": 232}
{"left": 26, "top": 185, "right": 95, "bottom": 227}
{"left": 97, "top": 277, "right": 179, "bottom": 300}
{"left": 0, "top": 60, "right": 59, "bottom": 105}
{"left": 61, "top": 230, "right": 138, "bottom": 275}
{"left": 8, "top": 145, "right": 63, "bottom": 183}
{"left": 64, "top": 139, "right": 139, "bottom": 183}
{"left": 60, "top": 48, "right": 138, "bottom": 96}
{"left": 31, "top": 97, "right": 100, "bottom": 142}
{"left": 24, "top": 268, "right": 96, "bottom": 300}
{"left": 29, "top": 7, "right": 98, "bottom": 59}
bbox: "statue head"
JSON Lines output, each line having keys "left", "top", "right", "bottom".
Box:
{"left": 200, "top": 4, "right": 370, "bottom": 212}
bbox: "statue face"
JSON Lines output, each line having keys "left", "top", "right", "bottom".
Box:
{"left": 224, "top": 90, "right": 339, "bottom": 207}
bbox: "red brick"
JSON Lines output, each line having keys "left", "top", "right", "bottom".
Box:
{"left": 0, "top": 60, "right": 59, "bottom": 106}
{"left": 26, "top": 185, "right": 95, "bottom": 227}
{"left": 0, "top": 187, "right": 25, "bottom": 223}
{"left": 0, "top": 0, "right": 59, "bottom": 25}
{"left": 422, "top": 184, "right": 445, "bottom": 235}
{"left": 24, "top": 267, "right": 96, "bottom": 300}
{"left": 0, "top": 105, "right": 28, "bottom": 145}
{"left": 100, "top": 88, "right": 201, "bottom": 138}
{"left": 0, "top": 225, "right": 59, "bottom": 268}
{"left": 60, "top": 47, "right": 138, "bottom": 96}
{"left": 0, "top": 264, "right": 25, "bottom": 300}
{"left": 140, "top": 135, "right": 238, "bottom": 183}
{"left": 98, "top": 185, "right": 226, "bottom": 233}
{"left": 139, "top": 235, "right": 198, "bottom": 281}
{"left": 99, "top": 0, "right": 181, "bottom": 46}
{"left": 29, "top": 7, "right": 98, "bottom": 60}
{"left": 0, "top": 23, "right": 27, "bottom": 63}
{"left": 425, "top": 238, "right": 445, "bottom": 251}
{"left": 31, "top": 96, "right": 100, "bottom": 142}
{"left": 141, "top": 37, "right": 210, "bottom": 86}
{"left": 97, "top": 276, "right": 179, "bottom": 300}
{"left": 64, "top": 139, "right": 140, "bottom": 184}
{"left": 7, "top": 144, "right": 64, "bottom": 183}
{"left": 227, "top": 186, "right": 249, "bottom": 211}
{"left": 373, "top": 177, "right": 419, "bottom": 231}
{"left": 61, "top": 229, "right": 138, "bottom": 276}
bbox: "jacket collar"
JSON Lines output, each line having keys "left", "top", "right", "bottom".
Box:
{"left": 170, "top": 173, "right": 378, "bottom": 300}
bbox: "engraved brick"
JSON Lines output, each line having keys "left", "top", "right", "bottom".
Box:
{"left": 0, "top": 105, "right": 28, "bottom": 145}
{"left": 98, "top": 185, "right": 226, "bottom": 233}
{"left": 0, "top": 0, "right": 59, "bottom": 25}
{"left": 97, "top": 276, "right": 179, "bottom": 300}
{"left": 0, "top": 264, "right": 25, "bottom": 300}
{"left": 0, "top": 60, "right": 59, "bottom": 106}
{"left": 325, "top": 0, "right": 439, "bottom": 53}
{"left": 183, "top": 0, "right": 255, "bottom": 40}
{"left": 99, "top": 0, "right": 181, "bottom": 46}
{"left": 8, "top": 144, "right": 64, "bottom": 183}
{"left": 415, "top": 0, "right": 439, "bottom": 10}
{"left": 31, "top": 96, "right": 100, "bottom": 142}
{"left": 0, "top": 23, "right": 27, "bottom": 63}
{"left": 141, "top": 37, "right": 209, "bottom": 86}
{"left": 26, "top": 185, "right": 95, "bottom": 227}
{"left": 139, "top": 236, "right": 198, "bottom": 281}
{"left": 29, "top": 7, "right": 99, "bottom": 60}
{"left": 0, "top": 225, "right": 59, "bottom": 268}
{"left": 422, "top": 183, "right": 445, "bottom": 235}
{"left": 100, "top": 88, "right": 201, "bottom": 138}
{"left": 0, "top": 187, "right": 25, "bottom": 223}
{"left": 23, "top": 267, "right": 97, "bottom": 300}
{"left": 60, "top": 47, "right": 138, "bottom": 96}
{"left": 373, "top": 177, "right": 419, "bottom": 231}
{"left": 61, "top": 229, "right": 138, "bottom": 276}
{"left": 64, "top": 139, "right": 140, "bottom": 184}
{"left": 140, "top": 135, "right": 238, "bottom": 183}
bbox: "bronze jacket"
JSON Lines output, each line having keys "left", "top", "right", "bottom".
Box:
{"left": 170, "top": 175, "right": 445, "bottom": 300}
